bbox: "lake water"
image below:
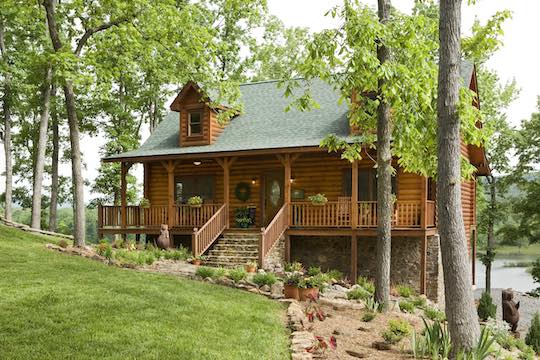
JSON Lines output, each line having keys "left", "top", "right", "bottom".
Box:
{"left": 475, "top": 255, "right": 538, "bottom": 293}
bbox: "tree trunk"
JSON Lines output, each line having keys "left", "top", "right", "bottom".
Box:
{"left": 485, "top": 175, "right": 496, "bottom": 292}
{"left": 437, "top": 0, "right": 480, "bottom": 354}
{"left": 49, "top": 85, "right": 59, "bottom": 232}
{"left": 31, "top": 67, "right": 53, "bottom": 229}
{"left": 43, "top": 0, "right": 86, "bottom": 246}
{"left": 374, "top": 0, "right": 392, "bottom": 311}
{"left": 0, "top": 21, "right": 13, "bottom": 221}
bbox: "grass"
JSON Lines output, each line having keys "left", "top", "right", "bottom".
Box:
{"left": 0, "top": 225, "right": 289, "bottom": 360}
{"left": 489, "top": 243, "right": 540, "bottom": 257}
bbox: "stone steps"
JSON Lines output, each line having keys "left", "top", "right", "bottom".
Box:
{"left": 204, "top": 232, "right": 261, "bottom": 268}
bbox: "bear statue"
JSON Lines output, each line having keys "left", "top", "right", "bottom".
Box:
{"left": 502, "top": 288, "right": 520, "bottom": 333}
{"left": 156, "top": 224, "right": 171, "bottom": 249}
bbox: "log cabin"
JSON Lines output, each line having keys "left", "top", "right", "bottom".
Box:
{"left": 101, "top": 62, "right": 489, "bottom": 301}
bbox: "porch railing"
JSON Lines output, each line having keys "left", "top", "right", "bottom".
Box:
{"left": 98, "top": 205, "right": 168, "bottom": 228}
{"left": 175, "top": 204, "right": 221, "bottom": 227}
{"left": 394, "top": 201, "right": 422, "bottom": 227}
{"left": 259, "top": 204, "right": 288, "bottom": 267}
{"left": 290, "top": 201, "right": 351, "bottom": 228}
{"left": 426, "top": 200, "right": 436, "bottom": 227}
{"left": 192, "top": 204, "right": 228, "bottom": 256}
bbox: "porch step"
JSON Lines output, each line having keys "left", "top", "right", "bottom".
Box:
{"left": 204, "top": 232, "right": 261, "bottom": 268}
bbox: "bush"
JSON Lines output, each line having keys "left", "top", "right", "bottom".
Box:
{"left": 396, "top": 284, "right": 415, "bottom": 298}
{"left": 424, "top": 306, "right": 446, "bottom": 322}
{"left": 162, "top": 247, "right": 190, "bottom": 261}
{"left": 96, "top": 242, "right": 113, "bottom": 259}
{"left": 253, "top": 272, "right": 277, "bottom": 287}
{"left": 411, "top": 318, "right": 451, "bottom": 359}
{"left": 525, "top": 312, "right": 540, "bottom": 354}
{"left": 196, "top": 266, "right": 215, "bottom": 279}
{"left": 307, "top": 266, "right": 322, "bottom": 276}
{"left": 212, "top": 267, "right": 227, "bottom": 279}
{"left": 228, "top": 267, "right": 246, "bottom": 283}
{"left": 284, "top": 261, "right": 303, "bottom": 272}
{"left": 357, "top": 276, "right": 375, "bottom": 294}
{"left": 411, "top": 296, "right": 427, "bottom": 309}
{"left": 364, "top": 297, "right": 381, "bottom": 313}
{"left": 399, "top": 300, "right": 415, "bottom": 313}
{"left": 58, "top": 239, "right": 68, "bottom": 248}
{"left": 347, "top": 287, "right": 372, "bottom": 301}
{"left": 382, "top": 319, "right": 411, "bottom": 344}
{"left": 477, "top": 291, "right": 497, "bottom": 321}
{"left": 362, "top": 311, "right": 376, "bottom": 322}
{"left": 326, "top": 269, "right": 343, "bottom": 281}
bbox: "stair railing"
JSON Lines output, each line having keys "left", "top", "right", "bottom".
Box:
{"left": 259, "top": 204, "right": 288, "bottom": 267}
{"left": 192, "top": 204, "right": 228, "bottom": 256}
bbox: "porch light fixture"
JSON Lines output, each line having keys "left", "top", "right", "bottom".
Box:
{"left": 251, "top": 177, "right": 257, "bottom": 184}
{"left": 290, "top": 177, "right": 295, "bottom": 184}
{"left": 193, "top": 161, "right": 202, "bottom": 166}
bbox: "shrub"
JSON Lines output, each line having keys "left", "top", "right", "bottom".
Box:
{"left": 143, "top": 252, "right": 156, "bottom": 265}
{"left": 458, "top": 326, "right": 496, "bottom": 360}
{"left": 362, "top": 311, "right": 376, "bottom": 322}
{"left": 477, "top": 291, "right": 497, "bottom": 321}
{"left": 196, "top": 266, "right": 215, "bottom": 279}
{"left": 307, "top": 266, "right": 322, "bottom": 276}
{"left": 396, "top": 284, "right": 415, "bottom": 298}
{"left": 58, "top": 239, "right": 68, "bottom": 248}
{"left": 162, "top": 247, "right": 190, "bottom": 261}
{"left": 525, "top": 312, "right": 540, "bottom": 354}
{"left": 411, "top": 318, "right": 451, "bottom": 359}
{"left": 96, "top": 242, "right": 113, "bottom": 259}
{"left": 399, "top": 300, "right": 415, "bottom": 313}
{"left": 253, "top": 272, "right": 277, "bottom": 287}
{"left": 284, "top": 261, "right": 303, "bottom": 272}
{"left": 298, "top": 274, "right": 325, "bottom": 290}
{"left": 347, "top": 287, "right": 372, "bottom": 301}
{"left": 326, "top": 269, "right": 343, "bottom": 281}
{"left": 212, "top": 267, "right": 227, "bottom": 279}
{"left": 228, "top": 267, "right": 246, "bottom": 283}
{"left": 112, "top": 238, "right": 124, "bottom": 249}
{"left": 382, "top": 319, "right": 411, "bottom": 344}
{"left": 283, "top": 272, "right": 302, "bottom": 287}
{"left": 364, "top": 297, "right": 381, "bottom": 313}
{"left": 424, "top": 306, "right": 446, "bottom": 322}
{"left": 411, "top": 296, "right": 427, "bottom": 309}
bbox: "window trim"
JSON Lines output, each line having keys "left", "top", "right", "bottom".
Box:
{"left": 174, "top": 175, "right": 215, "bottom": 204}
{"left": 187, "top": 111, "right": 203, "bottom": 137}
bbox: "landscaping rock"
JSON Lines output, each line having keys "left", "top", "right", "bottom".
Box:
{"left": 290, "top": 331, "right": 315, "bottom": 352}
{"left": 248, "top": 288, "right": 259, "bottom": 294}
{"left": 271, "top": 282, "right": 284, "bottom": 294}
{"left": 260, "top": 285, "right": 271, "bottom": 292}
{"left": 288, "top": 301, "right": 307, "bottom": 331}
{"left": 345, "top": 350, "right": 367, "bottom": 358}
{"left": 204, "top": 277, "right": 214, "bottom": 283}
{"left": 318, "top": 298, "right": 363, "bottom": 311}
{"left": 372, "top": 341, "right": 392, "bottom": 351}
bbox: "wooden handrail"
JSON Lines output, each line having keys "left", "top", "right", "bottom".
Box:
{"left": 192, "top": 204, "right": 228, "bottom": 256}
{"left": 175, "top": 204, "right": 221, "bottom": 227}
{"left": 290, "top": 201, "right": 351, "bottom": 227}
{"left": 259, "top": 204, "right": 288, "bottom": 267}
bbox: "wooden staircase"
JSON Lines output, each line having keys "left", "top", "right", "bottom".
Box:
{"left": 204, "top": 231, "right": 260, "bottom": 268}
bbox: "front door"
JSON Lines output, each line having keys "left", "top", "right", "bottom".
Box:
{"left": 263, "top": 172, "right": 284, "bottom": 225}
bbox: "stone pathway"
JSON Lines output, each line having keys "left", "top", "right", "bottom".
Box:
{"left": 474, "top": 288, "right": 540, "bottom": 334}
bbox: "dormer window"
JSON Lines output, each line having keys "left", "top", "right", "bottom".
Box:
{"left": 188, "top": 111, "right": 202, "bottom": 136}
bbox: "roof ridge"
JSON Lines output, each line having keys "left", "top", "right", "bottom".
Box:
{"left": 239, "top": 77, "right": 305, "bottom": 87}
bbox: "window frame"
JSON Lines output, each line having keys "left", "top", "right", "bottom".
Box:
{"left": 187, "top": 111, "right": 203, "bottom": 137}
{"left": 174, "top": 175, "right": 215, "bottom": 204}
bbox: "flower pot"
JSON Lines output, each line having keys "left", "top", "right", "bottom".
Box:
{"left": 299, "top": 287, "right": 319, "bottom": 301}
{"left": 190, "top": 204, "right": 202, "bottom": 208}
{"left": 284, "top": 285, "right": 300, "bottom": 300}
{"left": 245, "top": 265, "right": 257, "bottom": 273}
{"left": 311, "top": 202, "right": 326, "bottom": 206}
{"left": 193, "top": 259, "right": 202, "bottom": 266}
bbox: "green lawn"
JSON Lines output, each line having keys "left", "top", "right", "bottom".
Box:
{"left": 0, "top": 225, "right": 289, "bottom": 360}
{"left": 492, "top": 243, "right": 540, "bottom": 257}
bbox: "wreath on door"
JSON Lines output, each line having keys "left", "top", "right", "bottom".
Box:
{"left": 235, "top": 182, "right": 251, "bottom": 202}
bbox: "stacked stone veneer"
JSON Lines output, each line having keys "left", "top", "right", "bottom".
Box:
{"left": 263, "top": 236, "right": 285, "bottom": 272}
{"left": 289, "top": 234, "right": 444, "bottom": 302}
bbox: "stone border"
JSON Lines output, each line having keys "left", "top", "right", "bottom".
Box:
{"left": 1, "top": 216, "right": 73, "bottom": 240}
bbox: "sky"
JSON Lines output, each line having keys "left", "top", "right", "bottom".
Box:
{"left": 1, "top": 0, "right": 539, "bottom": 203}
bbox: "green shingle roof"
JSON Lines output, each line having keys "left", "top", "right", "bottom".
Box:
{"left": 105, "top": 61, "right": 475, "bottom": 161}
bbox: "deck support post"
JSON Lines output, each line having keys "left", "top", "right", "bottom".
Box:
{"left": 420, "top": 234, "right": 427, "bottom": 295}
{"left": 120, "top": 162, "right": 128, "bottom": 240}
{"left": 277, "top": 153, "right": 300, "bottom": 225}
{"left": 351, "top": 233, "right": 358, "bottom": 281}
{"left": 421, "top": 176, "right": 428, "bottom": 229}
{"left": 166, "top": 160, "right": 176, "bottom": 228}
{"left": 216, "top": 157, "right": 237, "bottom": 229}
{"left": 351, "top": 160, "right": 358, "bottom": 228}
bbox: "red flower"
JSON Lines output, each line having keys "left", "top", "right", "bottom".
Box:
{"left": 329, "top": 336, "right": 337, "bottom": 349}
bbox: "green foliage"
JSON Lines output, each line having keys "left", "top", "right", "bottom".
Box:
{"left": 228, "top": 267, "right": 247, "bottom": 283}
{"left": 396, "top": 284, "right": 415, "bottom": 298}
{"left": 456, "top": 327, "right": 496, "bottom": 360}
{"left": 364, "top": 297, "right": 381, "bottom": 313}
{"left": 424, "top": 306, "right": 446, "bottom": 323}
{"left": 361, "top": 311, "right": 376, "bottom": 322}
{"left": 531, "top": 258, "right": 540, "bottom": 284}
{"left": 161, "top": 247, "right": 190, "bottom": 261}
{"left": 298, "top": 274, "right": 325, "bottom": 290}
{"left": 187, "top": 196, "right": 203, "bottom": 206}
{"left": 399, "top": 300, "right": 415, "bottom": 313}
{"left": 347, "top": 287, "right": 372, "bottom": 301}
{"left": 96, "top": 242, "right": 113, "bottom": 259}
{"left": 252, "top": 273, "right": 277, "bottom": 287}
{"left": 382, "top": 319, "right": 412, "bottom": 345}
{"left": 307, "top": 266, "right": 322, "bottom": 276}
{"left": 325, "top": 269, "right": 343, "bottom": 281}
{"left": 196, "top": 266, "right": 215, "bottom": 279}
{"left": 477, "top": 291, "right": 497, "bottom": 321}
{"left": 212, "top": 267, "right": 227, "bottom": 280}
{"left": 411, "top": 296, "right": 427, "bottom": 309}
{"left": 308, "top": 193, "right": 327, "bottom": 205}
{"left": 58, "top": 239, "right": 68, "bottom": 248}
{"left": 284, "top": 261, "right": 304, "bottom": 272}
{"left": 411, "top": 318, "right": 451, "bottom": 359}
{"left": 357, "top": 276, "right": 375, "bottom": 294}
{"left": 525, "top": 312, "right": 540, "bottom": 354}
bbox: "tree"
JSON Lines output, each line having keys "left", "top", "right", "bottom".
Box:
{"left": 436, "top": 0, "right": 480, "bottom": 353}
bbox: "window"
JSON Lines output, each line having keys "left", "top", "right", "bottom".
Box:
{"left": 342, "top": 168, "right": 397, "bottom": 200}
{"left": 175, "top": 175, "right": 215, "bottom": 204}
{"left": 188, "top": 111, "right": 202, "bottom": 136}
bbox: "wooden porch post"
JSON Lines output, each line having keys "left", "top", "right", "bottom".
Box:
{"left": 285, "top": 234, "right": 291, "bottom": 263}
{"left": 351, "top": 160, "right": 358, "bottom": 228}
{"left": 120, "top": 162, "right": 128, "bottom": 239}
{"left": 166, "top": 160, "right": 176, "bottom": 227}
{"left": 216, "top": 157, "right": 236, "bottom": 229}
{"left": 421, "top": 176, "right": 428, "bottom": 229}
{"left": 143, "top": 162, "right": 150, "bottom": 199}
{"left": 351, "top": 233, "right": 358, "bottom": 281}
{"left": 420, "top": 234, "right": 427, "bottom": 295}
{"left": 284, "top": 154, "right": 291, "bottom": 205}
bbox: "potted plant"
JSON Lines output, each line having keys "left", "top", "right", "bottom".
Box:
{"left": 298, "top": 275, "right": 323, "bottom": 301}
{"left": 308, "top": 193, "right": 328, "bottom": 206}
{"left": 191, "top": 255, "right": 206, "bottom": 266}
{"left": 187, "top": 196, "right": 203, "bottom": 208}
{"left": 245, "top": 261, "right": 257, "bottom": 273}
{"left": 139, "top": 198, "right": 151, "bottom": 208}
{"left": 235, "top": 207, "right": 253, "bottom": 228}
{"left": 283, "top": 272, "right": 302, "bottom": 300}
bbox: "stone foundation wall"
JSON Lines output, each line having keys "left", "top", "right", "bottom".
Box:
{"left": 263, "top": 236, "right": 285, "bottom": 272}
{"left": 290, "top": 236, "right": 351, "bottom": 276}
{"left": 426, "top": 235, "right": 444, "bottom": 304}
